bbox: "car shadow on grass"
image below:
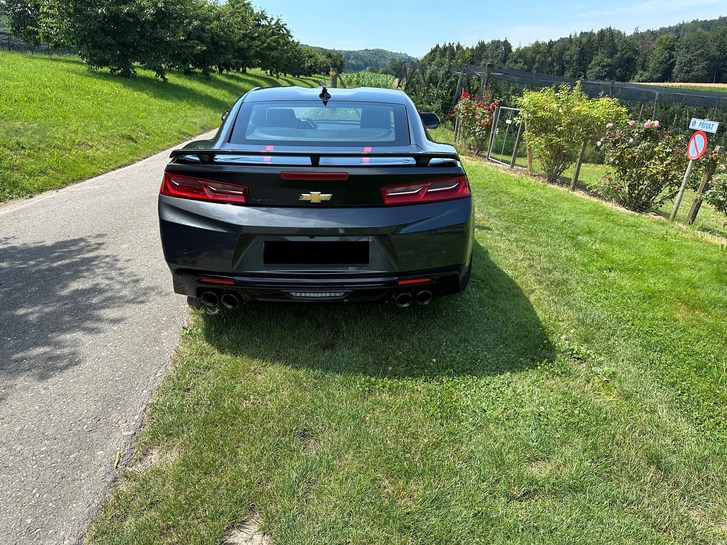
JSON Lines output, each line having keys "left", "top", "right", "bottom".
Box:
{"left": 199, "top": 243, "right": 555, "bottom": 378}
{"left": 0, "top": 235, "right": 146, "bottom": 400}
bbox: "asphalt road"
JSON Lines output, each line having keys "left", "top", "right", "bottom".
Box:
{"left": 0, "top": 135, "right": 213, "bottom": 544}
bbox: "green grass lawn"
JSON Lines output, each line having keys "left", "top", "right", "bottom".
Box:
{"left": 0, "top": 52, "right": 322, "bottom": 201}
{"left": 87, "top": 159, "right": 726, "bottom": 544}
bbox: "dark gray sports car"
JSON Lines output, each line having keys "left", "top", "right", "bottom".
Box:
{"left": 158, "top": 86, "right": 473, "bottom": 308}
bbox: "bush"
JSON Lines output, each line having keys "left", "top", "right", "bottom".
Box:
{"left": 599, "top": 120, "right": 688, "bottom": 212}
{"left": 453, "top": 92, "right": 498, "bottom": 154}
{"left": 704, "top": 155, "right": 727, "bottom": 215}
{"left": 518, "top": 83, "right": 626, "bottom": 183}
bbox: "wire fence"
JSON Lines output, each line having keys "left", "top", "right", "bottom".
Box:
{"left": 470, "top": 64, "right": 727, "bottom": 110}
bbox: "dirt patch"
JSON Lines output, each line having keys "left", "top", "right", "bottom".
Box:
{"left": 130, "top": 447, "right": 178, "bottom": 474}
{"left": 224, "top": 510, "right": 272, "bottom": 545}
{"left": 299, "top": 428, "right": 321, "bottom": 453}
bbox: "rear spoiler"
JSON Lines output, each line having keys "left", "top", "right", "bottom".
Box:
{"left": 169, "top": 148, "right": 460, "bottom": 167}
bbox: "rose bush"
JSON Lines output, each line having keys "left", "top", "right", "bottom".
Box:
{"left": 454, "top": 92, "right": 498, "bottom": 154}
{"left": 599, "top": 120, "right": 688, "bottom": 212}
{"left": 704, "top": 155, "right": 727, "bottom": 216}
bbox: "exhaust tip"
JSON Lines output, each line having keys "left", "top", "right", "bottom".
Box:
{"left": 394, "top": 292, "right": 413, "bottom": 308}
{"left": 220, "top": 292, "right": 240, "bottom": 309}
{"left": 201, "top": 291, "right": 219, "bottom": 307}
{"left": 415, "top": 290, "right": 433, "bottom": 306}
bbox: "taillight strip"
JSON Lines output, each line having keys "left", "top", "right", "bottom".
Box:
{"left": 381, "top": 176, "right": 470, "bottom": 205}
{"left": 160, "top": 173, "right": 248, "bottom": 205}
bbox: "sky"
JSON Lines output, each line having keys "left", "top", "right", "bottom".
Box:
{"left": 253, "top": 0, "right": 726, "bottom": 57}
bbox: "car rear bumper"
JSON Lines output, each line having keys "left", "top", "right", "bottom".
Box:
{"left": 172, "top": 269, "right": 466, "bottom": 304}
{"left": 159, "top": 195, "right": 474, "bottom": 303}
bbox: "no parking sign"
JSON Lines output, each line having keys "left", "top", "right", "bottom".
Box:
{"left": 687, "top": 130, "right": 708, "bottom": 160}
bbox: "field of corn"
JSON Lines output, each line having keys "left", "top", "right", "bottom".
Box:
{"left": 341, "top": 71, "right": 394, "bottom": 89}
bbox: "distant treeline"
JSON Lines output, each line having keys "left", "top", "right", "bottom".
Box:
{"left": 0, "top": 0, "right": 343, "bottom": 79}
{"left": 422, "top": 16, "right": 727, "bottom": 83}
{"left": 334, "top": 48, "right": 414, "bottom": 73}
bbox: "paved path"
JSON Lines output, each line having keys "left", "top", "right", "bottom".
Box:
{"left": 0, "top": 135, "right": 212, "bottom": 544}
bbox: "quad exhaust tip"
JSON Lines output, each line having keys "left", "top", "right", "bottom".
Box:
{"left": 394, "top": 292, "right": 414, "bottom": 308}
{"left": 201, "top": 290, "right": 219, "bottom": 307}
{"left": 415, "top": 290, "right": 433, "bottom": 306}
{"left": 221, "top": 292, "right": 240, "bottom": 309}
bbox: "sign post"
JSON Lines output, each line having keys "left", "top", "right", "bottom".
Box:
{"left": 670, "top": 131, "right": 708, "bottom": 221}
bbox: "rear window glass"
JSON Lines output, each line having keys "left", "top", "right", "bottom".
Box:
{"left": 229, "top": 101, "right": 410, "bottom": 147}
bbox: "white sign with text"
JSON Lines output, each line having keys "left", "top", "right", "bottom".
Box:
{"left": 689, "top": 118, "right": 719, "bottom": 133}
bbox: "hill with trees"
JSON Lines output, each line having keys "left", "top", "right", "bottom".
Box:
{"left": 419, "top": 16, "right": 727, "bottom": 84}
{"left": 338, "top": 48, "right": 415, "bottom": 72}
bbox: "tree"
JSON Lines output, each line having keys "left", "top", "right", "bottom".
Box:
{"left": 672, "top": 30, "right": 713, "bottom": 82}
{"left": 639, "top": 34, "right": 677, "bottom": 81}
{"left": 1, "top": 0, "right": 43, "bottom": 43}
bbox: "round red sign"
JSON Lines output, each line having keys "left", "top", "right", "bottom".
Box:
{"left": 687, "top": 130, "right": 708, "bottom": 160}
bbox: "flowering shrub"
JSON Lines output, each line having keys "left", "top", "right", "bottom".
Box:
{"left": 453, "top": 91, "right": 498, "bottom": 154}
{"left": 519, "top": 83, "right": 626, "bottom": 183}
{"left": 599, "top": 120, "right": 688, "bottom": 212}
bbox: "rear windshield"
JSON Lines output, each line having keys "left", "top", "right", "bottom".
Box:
{"left": 229, "top": 101, "right": 410, "bottom": 147}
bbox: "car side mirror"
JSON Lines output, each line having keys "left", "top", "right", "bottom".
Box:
{"left": 221, "top": 110, "right": 229, "bottom": 122}
{"left": 419, "top": 112, "right": 440, "bottom": 130}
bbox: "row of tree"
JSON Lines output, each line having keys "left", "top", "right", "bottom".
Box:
{"left": 420, "top": 17, "right": 727, "bottom": 83}
{"left": 0, "top": 0, "right": 343, "bottom": 79}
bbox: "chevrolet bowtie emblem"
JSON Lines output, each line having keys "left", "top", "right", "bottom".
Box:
{"left": 299, "top": 191, "right": 332, "bottom": 204}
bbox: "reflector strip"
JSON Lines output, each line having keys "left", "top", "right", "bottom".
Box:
{"left": 200, "top": 278, "right": 235, "bottom": 285}
{"left": 397, "top": 278, "right": 432, "bottom": 285}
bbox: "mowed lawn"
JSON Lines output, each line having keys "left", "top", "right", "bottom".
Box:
{"left": 0, "top": 52, "right": 321, "bottom": 201}
{"left": 88, "top": 160, "right": 726, "bottom": 544}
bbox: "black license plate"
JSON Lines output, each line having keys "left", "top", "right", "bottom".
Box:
{"left": 264, "top": 241, "right": 369, "bottom": 265}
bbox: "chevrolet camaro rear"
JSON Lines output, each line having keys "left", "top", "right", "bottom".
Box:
{"left": 158, "top": 86, "right": 474, "bottom": 307}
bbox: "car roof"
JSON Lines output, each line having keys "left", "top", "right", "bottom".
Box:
{"left": 244, "top": 86, "right": 408, "bottom": 104}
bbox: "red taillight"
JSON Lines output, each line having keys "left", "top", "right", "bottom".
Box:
{"left": 381, "top": 176, "right": 470, "bottom": 205}
{"left": 160, "top": 172, "right": 248, "bottom": 205}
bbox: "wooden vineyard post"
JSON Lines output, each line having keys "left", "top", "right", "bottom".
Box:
{"left": 671, "top": 160, "right": 696, "bottom": 221}
{"left": 686, "top": 145, "right": 722, "bottom": 225}
{"left": 329, "top": 68, "right": 338, "bottom": 88}
{"left": 570, "top": 140, "right": 588, "bottom": 191}
{"left": 673, "top": 131, "right": 709, "bottom": 221}
{"left": 524, "top": 122, "right": 533, "bottom": 175}
{"left": 510, "top": 122, "right": 524, "bottom": 168}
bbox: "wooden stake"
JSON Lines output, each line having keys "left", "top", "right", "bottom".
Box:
{"left": 510, "top": 122, "right": 524, "bottom": 168}
{"left": 524, "top": 122, "right": 533, "bottom": 175}
{"left": 671, "top": 159, "right": 695, "bottom": 221}
{"left": 686, "top": 145, "right": 722, "bottom": 225}
{"left": 570, "top": 140, "right": 588, "bottom": 191}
